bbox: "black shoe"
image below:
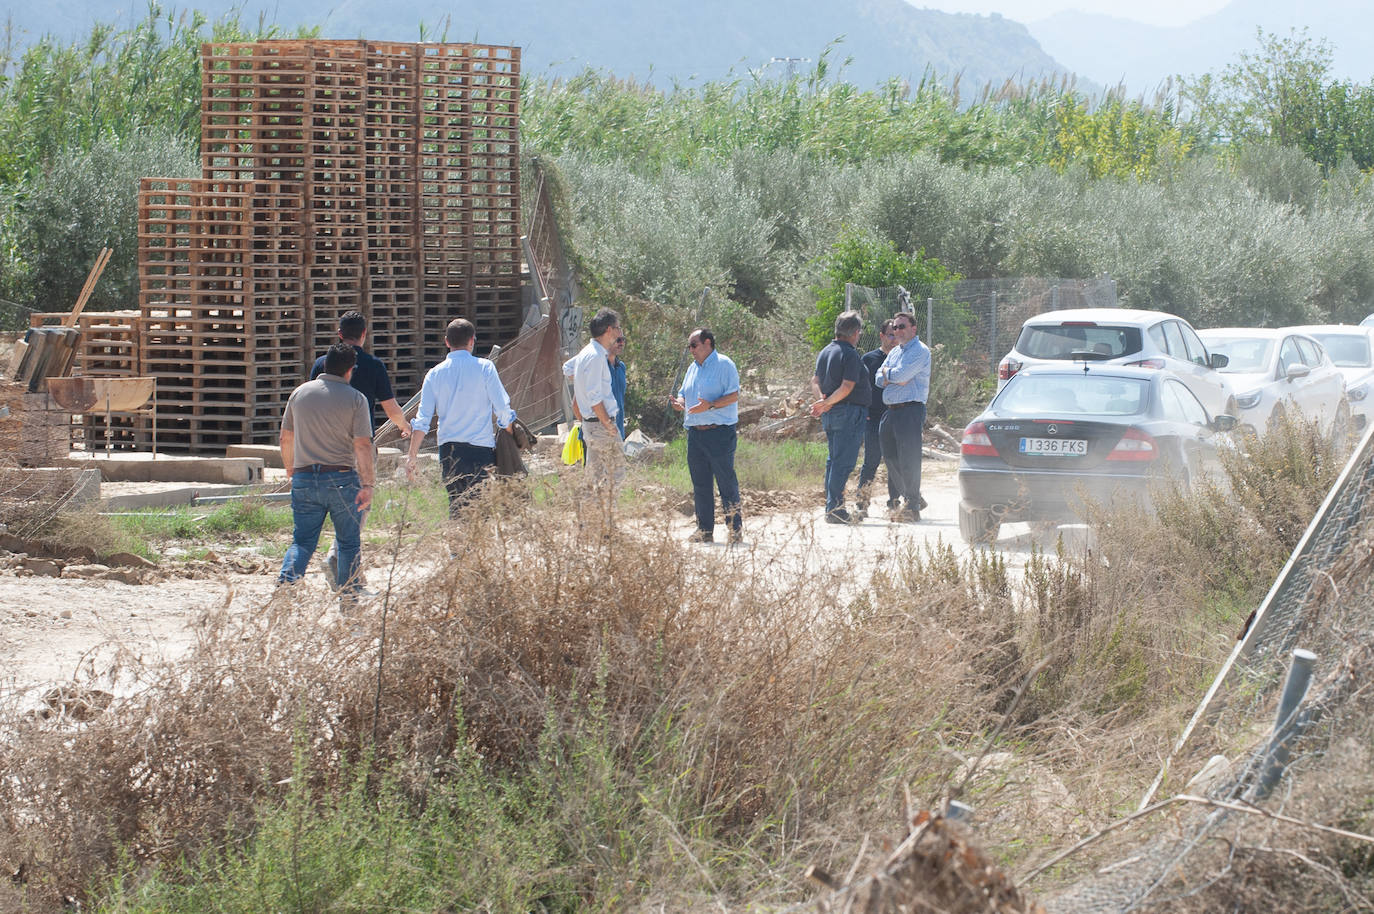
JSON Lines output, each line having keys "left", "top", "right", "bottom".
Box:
{"left": 825, "top": 509, "right": 853, "bottom": 525}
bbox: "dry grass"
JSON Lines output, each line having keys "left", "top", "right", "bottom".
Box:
{"left": 0, "top": 420, "right": 1352, "bottom": 911}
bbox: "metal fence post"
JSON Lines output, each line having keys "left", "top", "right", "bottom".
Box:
{"left": 844, "top": 282, "right": 852, "bottom": 313}
{"left": 926, "top": 297, "right": 934, "bottom": 349}
{"left": 989, "top": 291, "right": 998, "bottom": 365}
{"left": 1253, "top": 648, "right": 1318, "bottom": 800}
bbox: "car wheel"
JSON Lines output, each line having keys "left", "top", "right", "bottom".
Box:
{"left": 1332, "top": 399, "right": 1352, "bottom": 450}
{"left": 959, "top": 504, "right": 1000, "bottom": 545}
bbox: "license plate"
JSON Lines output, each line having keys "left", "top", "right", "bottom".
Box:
{"left": 1019, "top": 437, "right": 1087, "bottom": 456}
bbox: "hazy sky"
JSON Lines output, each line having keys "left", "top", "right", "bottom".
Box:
{"left": 914, "top": 1, "right": 1233, "bottom": 28}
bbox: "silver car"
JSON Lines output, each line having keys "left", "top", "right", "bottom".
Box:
{"left": 1198, "top": 328, "right": 1349, "bottom": 439}
{"left": 998, "top": 308, "right": 1235, "bottom": 419}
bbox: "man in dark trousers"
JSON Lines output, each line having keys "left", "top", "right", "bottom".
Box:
{"left": 671, "top": 328, "right": 743, "bottom": 544}
{"left": 404, "top": 318, "right": 516, "bottom": 515}
{"left": 310, "top": 310, "right": 408, "bottom": 588}
{"left": 310, "top": 310, "right": 409, "bottom": 436}
{"left": 810, "top": 310, "right": 871, "bottom": 524}
{"left": 855, "top": 319, "right": 898, "bottom": 520}
{"left": 875, "top": 311, "right": 932, "bottom": 523}
{"left": 278, "top": 342, "right": 376, "bottom": 606}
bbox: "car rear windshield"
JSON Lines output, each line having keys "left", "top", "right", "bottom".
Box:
{"left": 1015, "top": 324, "right": 1142, "bottom": 360}
{"left": 1206, "top": 338, "right": 1273, "bottom": 372}
{"left": 1310, "top": 333, "right": 1372, "bottom": 368}
{"left": 996, "top": 375, "right": 1150, "bottom": 416}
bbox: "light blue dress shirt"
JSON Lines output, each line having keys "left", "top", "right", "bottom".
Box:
{"left": 571, "top": 339, "right": 619, "bottom": 420}
{"left": 411, "top": 349, "right": 516, "bottom": 448}
{"left": 875, "top": 336, "right": 932, "bottom": 406}
{"left": 679, "top": 349, "right": 740, "bottom": 427}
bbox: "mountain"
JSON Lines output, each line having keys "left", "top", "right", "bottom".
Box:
{"left": 1029, "top": 0, "right": 1374, "bottom": 95}
{"left": 2, "top": 0, "right": 1084, "bottom": 92}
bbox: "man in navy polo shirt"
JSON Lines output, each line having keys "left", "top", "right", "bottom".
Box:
{"left": 310, "top": 310, "right": 410, "bottom": 436}
{"left": 309, "top": 311, "right": 409, "bottom": 588}
{"left": 810, "top": 310, "right": 871, "bottom": 524}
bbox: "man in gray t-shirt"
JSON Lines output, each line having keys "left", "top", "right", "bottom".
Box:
{"left": 278, "top": 342, "right": 377, "bottom": 603}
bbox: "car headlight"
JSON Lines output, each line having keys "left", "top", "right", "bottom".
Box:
{"left": 1349, "top": 382, "right": 1368, "bottom": 402}
{"left": 1234, "top": 390, "right": 1263, "bottom": 410}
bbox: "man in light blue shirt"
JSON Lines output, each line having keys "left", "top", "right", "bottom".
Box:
{"left": 874, "top": 311, "right": 931, "bottom": 523}
{"left": 670, "top": 327, "right": 743, "bottom": 543}
{"left": 405, "top": 318, "right": 516, "bottom": 516}
{"left": 570, "top": 308, "right": 626, "bottom": 529}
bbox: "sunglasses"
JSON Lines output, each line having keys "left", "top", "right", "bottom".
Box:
{"left": 688, "top": 341, "right": 702, "bottom": 349}
{"left": 893, "top": 323, "right": 913, "bottom": 330}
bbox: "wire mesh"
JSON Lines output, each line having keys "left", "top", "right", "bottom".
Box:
{"left": 845, "top": 277, "right": 1118, "bottom": 364}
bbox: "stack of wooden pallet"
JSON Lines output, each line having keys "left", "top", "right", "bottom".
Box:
{"left": 130, "top": 39, "right": 522, "bottom": 454}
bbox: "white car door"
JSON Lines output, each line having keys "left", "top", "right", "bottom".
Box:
{"left": 1295, "top": 336, "right": 1346, "bottom": 428}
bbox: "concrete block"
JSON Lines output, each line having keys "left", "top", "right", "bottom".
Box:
{"left": 62, "top": 456, "right": 265, "bottom": 485}
{"left": 226, "top": 444, "right": 283, "bottom": 468}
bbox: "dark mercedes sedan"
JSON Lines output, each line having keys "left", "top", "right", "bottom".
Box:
{"left": 957, "top": 364, "right": 1236, "bottom": 544}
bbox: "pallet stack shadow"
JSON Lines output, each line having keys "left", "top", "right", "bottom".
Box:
{"left": 137, "top": 39, "right": 521, "bottom": 453}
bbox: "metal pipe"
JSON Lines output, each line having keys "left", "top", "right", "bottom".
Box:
{"left": 1253, "top": 647, "right": 1317, "bottom": 800}
{"left": 191, "top": 492, "right": 292, "bottom": 505}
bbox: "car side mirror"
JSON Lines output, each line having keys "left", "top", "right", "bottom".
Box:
{"left": 1209, "top": 352, "right": 1229, "bottom": 369}
{"left": 1212, "top": 414, "right": 1238, "bottom": 433}
{"left": 1285, "top": 363, "right": 1311, "bottom": 381}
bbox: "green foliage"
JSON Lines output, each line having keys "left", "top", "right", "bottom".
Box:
{"left": 95, "top": 748, "right": 567, "bottom": 913}
{"left": 634, "top": 436, "right": 827, "bottom": 496}
{"left": 806, "top": 231, "right": 955, "bottom": 349}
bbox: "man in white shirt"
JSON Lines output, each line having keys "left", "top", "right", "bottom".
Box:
{"left": 569, "top": 308, "right": 626, "bottom": 529}
{"left": 405, "top": 318, "right": 516, "bottom": 516}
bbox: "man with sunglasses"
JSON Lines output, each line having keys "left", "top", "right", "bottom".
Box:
{"left": 874, "top": 312, "right": 931, "bottom": 522}
{"left": 856, "top": 318, "right": 900, "bottom": 520}
{"left": 810, "top": 310, "right": 871, "bottom": 524}
{"left": 671, "top": 328, "right": 743, "bottom": 544}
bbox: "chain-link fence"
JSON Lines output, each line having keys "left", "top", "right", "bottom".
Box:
{"left": 1042, "top": 422, "right": 1374, "bottom": 911}
{"left": 846, "top": 277, "right": 1119, "bottom": 369}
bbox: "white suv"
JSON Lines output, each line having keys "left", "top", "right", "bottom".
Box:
{"left": 998, "top": 308, "right": 1235, "bottom": 419}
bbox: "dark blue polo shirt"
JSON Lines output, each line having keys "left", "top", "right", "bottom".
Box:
{"left": 310, "top": 345, "right": 396, "bottom": 431}
{"left": 814, "top": 339, "right": 871, "bottom": 408}
{"left": 862, "top": 347, "right": 888, "bottom": 421}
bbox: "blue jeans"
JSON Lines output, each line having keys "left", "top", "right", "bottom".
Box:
{"left": 857, "top": 413, "right": 897, "bottom": 507}
{"left": 879, "top": 403, "right": 925, "bottom": 509}
{"left": 821, "top": 402, "right": 866, "bottom": 514}
{"left": 686, "top": 424, "right": 742, "bottom": 534}
{"left": 279, "top": 469, "right": 364, "bottom": 593}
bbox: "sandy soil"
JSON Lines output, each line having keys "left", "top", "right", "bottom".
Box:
{"left": 0, "top": 459, "right": 1078, "bottom": 702}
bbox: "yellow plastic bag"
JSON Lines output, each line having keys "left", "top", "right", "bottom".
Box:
{"left": 561, "top": 423, "right": 585, "bottom": 465}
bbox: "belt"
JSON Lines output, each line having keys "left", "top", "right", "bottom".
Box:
{"left": 296, "top": 463, "right": 353, "bottom": 473}
{"left": 886, "top": 401, "right": 924, "bottom": 411}
{"left": 690, "top": 423, "right": 734, "bottom": 430}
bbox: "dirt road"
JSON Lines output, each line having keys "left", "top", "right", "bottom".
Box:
{"left": 0, "top": 460, "right": 1077, "bottom": 699}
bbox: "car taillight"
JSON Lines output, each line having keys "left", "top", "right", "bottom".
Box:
{"left": 1125, "top": 358, "right": 1165, "bottom": 370}
{"left": 998, "top": 357, "right": 1022, "bottom": 381}
{"left": 1106, "top": 427, "right": 1158, "bottom": 461}
{"left": 961, "top": 421, "right": 998, "bottom": 456}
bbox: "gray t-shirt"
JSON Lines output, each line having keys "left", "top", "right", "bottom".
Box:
{"left": 281, "top": 374, "right": 372, "bottom": 468}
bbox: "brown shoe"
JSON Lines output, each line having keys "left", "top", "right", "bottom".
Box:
{"left": 687, "top": 529, "right": 713, "bottom": 544}
{"left": 891, "top": 508, "right": 921, "bottom": 524}
{"left": 727, "top": 527, "right": 743, "bottom": 544}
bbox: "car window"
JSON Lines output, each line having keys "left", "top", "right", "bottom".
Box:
{"left": 1016, "top": 324, "right": 1143, "bottom": 359}
{"left": 1177, "top": 323, "right": 1211, "bottom": 366}
{"left": 1279, "top": 338, "right": 1304, "bottom": 374}
{"left": 1148, "top": 324, "right": 1168, "bottom": 352}
{"left": 1295, "top": 337, "right": 1322, "bottom": 367}
{"left": 1311, "top": 333, "right": 1372, "bottom": 367}
{"left": 996, "top": 374, "right": 1149, "bottom": 415}
{"left": 1160, "top": 321, "right": 1188, "bottom": 361}
{"left": 1163, "top": 379, "right": 1210, "bottom": 426}
{"left": 1206, "top": 337, "right": 1273, "bottom": 372}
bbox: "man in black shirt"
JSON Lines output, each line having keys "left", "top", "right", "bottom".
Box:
{"left": 810, "top": 310, "right": 871, "bottom": 524}
{"left": 309, "top": 311, "right": 409, "bottom": 589}
{"left": 310, "top": 311, "right": 410, "bottom": 436}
